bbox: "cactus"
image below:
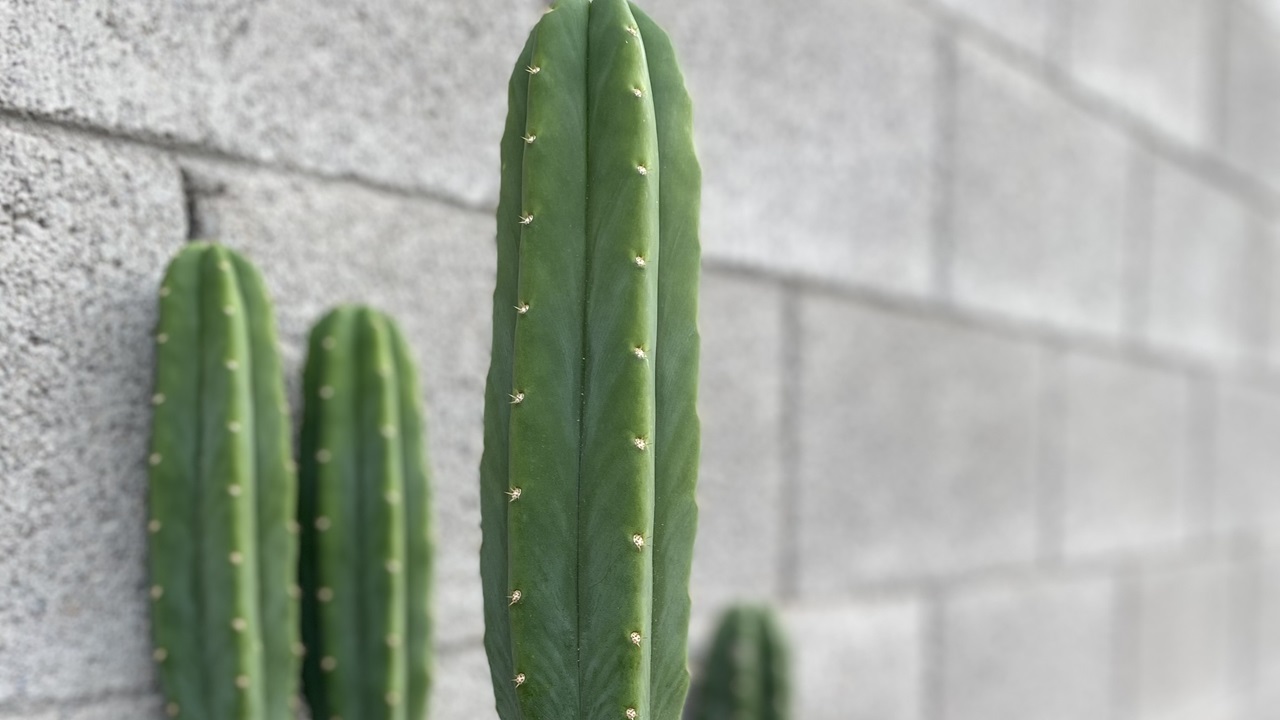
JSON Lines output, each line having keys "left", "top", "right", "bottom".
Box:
{"left": 298, "top": 306, "right": 434, "bottom": 720}
{"left": 688, "top": 607, "right": 791, "bottom": 720}
{"left": 147, "top": 242, "right": 299, "bottom": 720}
{"left": 479, "top": 1, "right": 702, "bottom": 719}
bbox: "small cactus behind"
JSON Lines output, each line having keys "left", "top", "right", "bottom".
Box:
{"left": 298, "top": 306, "right": 434, "bottom": 720}
{"left": 689, "top": 606, "right": 791, "bottom": 720}
{"left": 147, "top": 242, "right": 299, "bottom": 720}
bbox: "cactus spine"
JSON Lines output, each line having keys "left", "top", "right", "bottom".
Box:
{"left": 147, "top": 242, "right": 299, "bottom": 720}
{"left": 690, "top": 607, "right": 791, "bottom": 720}
{"left": 298, "top": 306, "right": 434, "bottom": 720}
{"left": 480, "top": 1, "right": 702, "bottom": 719}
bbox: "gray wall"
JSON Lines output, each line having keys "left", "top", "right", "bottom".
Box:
{"left": 1, "top": 0, "right": 1277, "bottom": 718}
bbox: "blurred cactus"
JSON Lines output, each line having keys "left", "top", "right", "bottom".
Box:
{"left": 147, "top": 242, "right": 299, "bottom": 720}
{"left": 479, "top": 1, "right": 702, "bottom": 719}
{"left": 298, "top": 306, "right": 434, "bottom": 720}
{"left": 689, "top": 607, "right": 791, "bottom": 720}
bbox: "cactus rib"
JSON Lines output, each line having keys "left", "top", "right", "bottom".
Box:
{"left": 148, "top": 242, "right": 298, "bottom": 720}
{"left": 690, "top": 607, "right": 791, "bottom": 720}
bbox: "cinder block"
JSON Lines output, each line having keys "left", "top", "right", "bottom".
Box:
{"left": 1065, "top": 0, "right": 1215, "bottom": 146}
{"left": 0, "top": 1, "right": 540, "bottom": 203}
{"left": 949, "top": 42, "right": 1131, "bottom": 336}
{"left": 936, "top": 0, "right": 1057, "bottom": 57}
{"left": 638, "top": 0, "right": 938, "bottom": 294}
{"left": 1053, "top": 351, "right": 1192, "bottom": 559}
{"left": 1129, "top": 560, "right": 1249, "bottom": 720}
{"left": 1224, "top": 0, "right": 1280, "bottom": 189}
{"left": 1143, "top": 159, "right": 1266, "bottom": 363}
{"left": 796, "top": 295, "right": 1039, "bottom": 590}
{"left": 784, "top": 600, "right": 924, "bottom": 720}
{"left": 0, "top": 124, "right": 185, "bottom": 703}
{"left": 692, "top": 272, "right": 786, "bottom": 618}
{"left": 942, "top": 573, "right": 1115, "bottom": 720}
{"left": 184, "top": 160, "right": 497, "bottom": 648}
{"left": 432, "top": 645, "right": 499, "bottom": 720}
{"left": 1211, "top": 383, "right": 1280, "bottom": 536}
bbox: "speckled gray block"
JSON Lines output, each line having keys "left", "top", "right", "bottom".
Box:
{"left": 785, "top": 600, "right": 924, "bottom": 720}
{"left": 691, "top": 272, "right": 787, "bottom": 616}
{"left": 949, "top": 42, "right": 1130, "bottom": 336}
{"left": 0, "top": 0, "right": 541, "bottom": 204}
{"left": 1052, "top": 350, "right": 1193, "bottom": 559}
{"left": 0, "top": 122, "right": 185, "bottom": 706}
{"left": 796, "top": 294, "right": 1039, "bottom": 589}
{"left": 941, "top": 573, "right": 1115, "bottom": 720}
{"left": 639, "top": 0, "right": 939, "bottom": 295}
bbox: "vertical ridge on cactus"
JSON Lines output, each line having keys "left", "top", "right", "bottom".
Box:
{"left": 298, "top": 306, "right": 434, "bottom": 720}
{"left": 479, "top": 1, "right": 701, "bottom": 718}
{"left": 148, "top": 242, "right": 299, "bottom": 720}
{"left": 690, "top": 607, "right": 791, "bottom": 720}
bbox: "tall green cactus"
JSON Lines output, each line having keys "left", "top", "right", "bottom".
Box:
{"left": 689, "top": 607, "right": 791, "bottom": 720}
{"left": 147, "top": 242, "right": 298, "bottom": 720}
{"left": 298, "top": 306, "right": 434, "bottom": 720}
{"left": 479, "top": 1, "right": 702, "bottom": 719}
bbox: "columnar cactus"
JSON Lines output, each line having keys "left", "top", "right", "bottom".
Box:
{"left": 479, "top": 1, "right": 702, "bottom": 719}
{"left": 298, "top": 306, "right": 434, "bottom": 720}
{"left": 689, "top": 607, "right": 791, "bottom": 720}
{"left": 147, "top": 242, "right": 298, "bottom": 720}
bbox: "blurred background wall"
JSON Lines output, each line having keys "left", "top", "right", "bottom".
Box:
{"left": 1, "top": 0, "right": 1277, "bottom": 718}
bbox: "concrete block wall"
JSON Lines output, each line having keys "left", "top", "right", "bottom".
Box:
{"left": 2, "top": 0, "right": 1278, "bottom": 718}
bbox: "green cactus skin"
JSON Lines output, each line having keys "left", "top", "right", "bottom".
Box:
{"left": 298, "top": 306, "right": 434, "bottom": 720}
{"left": 479, "top": 1, "right": 702, "bottom": 719}
{"left": 690, "top": 607, "right": 791, "bottom": 720}
{"left": 147, "top": 242, "right": 299, "bottom": 720}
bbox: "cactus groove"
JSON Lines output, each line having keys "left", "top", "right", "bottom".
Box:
{"left": 689, "top": 607, "right": 791, "bottom": 720}
{"left": 147, "top": 242, "right": 299, "bottom": 720}
{"left": 298, "top": 306, "right": 434, "bottom": 720}
{"left": 479, "top": 1, "right": 702, "bottom": 719}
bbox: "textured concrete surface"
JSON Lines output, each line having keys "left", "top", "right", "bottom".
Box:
{"left": 797, "top": 296, "right": 1038, "bottom": 589}
{"left": 948, "top": 42, "right": 1131, "bottom": 336}
{"left": 3, "top": 0, "right": 1279, "bottom": 717}
{"left": 942, "top": 573, "right": 1115, "bottom": 720}
{"left": 1053, "top": 351, "right": 1192, "bottom": 559}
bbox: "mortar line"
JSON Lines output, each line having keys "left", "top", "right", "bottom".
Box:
{"left": 0, "top": 106, "right": 494, "bottom": 215}
{"left": 903, "top": 0, "right": 1280, "bottom": 222}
